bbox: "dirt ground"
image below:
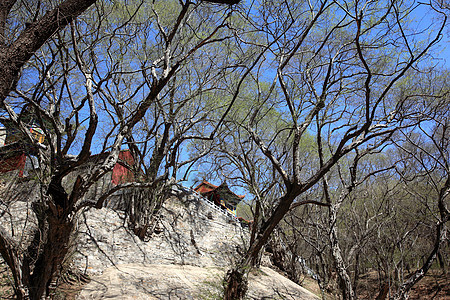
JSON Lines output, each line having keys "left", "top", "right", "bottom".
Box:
{"left": 356, "top": 270, "right": 450, "bottom": 300}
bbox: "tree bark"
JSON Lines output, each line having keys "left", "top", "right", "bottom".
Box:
{"left": 28, "top": 211, "right": 74, "bottom": 300}
{"left": 20, "top": 181, "right": 75, "bottom": 300}
{"left": 223, "top": 267, "right": 248, "bottom": 300}
{"left": 0, "top": 0, "right": 96, "bottom": 104}
{"left": 329, "top": 203, "right": 355, "bottom": 300}
{"left": 223, "top": 193, "right": 297, "bottom": 299}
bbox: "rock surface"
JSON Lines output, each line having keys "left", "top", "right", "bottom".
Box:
{"left": 0, "top": 183, "right": 320, "bottom": 299}
{"left": 72, "top": 188, "right": 248, "bottom": 275}
{"left": 77, "top": 264, "right": 319, "bottom": 300}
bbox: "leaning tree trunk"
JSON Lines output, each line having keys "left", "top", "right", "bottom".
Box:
{"left": 223, "top": 193, "right": 296, "bottom": 299}
{"left": 393, "top": 215, "right": 448, "bottom": 299}
{"left": 393, "top": 178, "right": 450, "bottom": 300}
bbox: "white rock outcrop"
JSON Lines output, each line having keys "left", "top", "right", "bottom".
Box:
{"left": 72, "top": 187, "right": 248, "bottom": 275}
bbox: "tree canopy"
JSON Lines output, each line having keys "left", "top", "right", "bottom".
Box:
{"left": 0, "top": 1, "right": 448, "bottom": 299}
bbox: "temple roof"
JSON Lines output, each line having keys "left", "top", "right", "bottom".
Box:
{"left": 194, "top": 180, "right": 244, "bottom": 206}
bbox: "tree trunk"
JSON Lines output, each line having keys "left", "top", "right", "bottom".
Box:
{"left": 0, "top": 179, "right": 76, "bottom": 300}
{"left": 329, "top": 203, "right": 355, "bottom": 300}
{"left": 28, "top": 212, "right": 73, "bottom": 300}
{"left": 267, "top": 233, "right": 301, "bottom": 284}
{"left": 127, "top": 185, "right": 165, "bottom": 240}
{"left": 223, "top": 267, "right": 248, "bottom": 300}
{"left": 375, "top": 284, "right": 389, "bottom": 300}
{"left": 0, "top": 226, "right": 28, "bottom": 299}
{"left": 353, "top": 252, "right": 360, "bottom": 295}
{"left": 393, "top": 179, "right": 449, "bottom": 300}
{"left": 24, "top": 182, "right": 75, "bottom": 300}
{"left": 0, "top": 0, "right": 96, "bottom": 104}
{"left": 393, "top": 218, "right": 448, "bottom": 300}
{"left": 223, "top": 193, "right": 296, "bottom": 298}
{"left": 127, "top": 189, "right": 152, "bottom": 240}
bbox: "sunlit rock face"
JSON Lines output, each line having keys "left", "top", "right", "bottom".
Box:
{"left": 0, "top": 182, "right": 248, "bottom": 275}
{"left": 73, "top": 186, "right": 248, "bottom": 275}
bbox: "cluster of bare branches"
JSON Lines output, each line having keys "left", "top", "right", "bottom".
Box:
{"left": 0, "top": 0, "right": 448, "bottom": 299}
{"left": 0, "top": 0, "right": 246, "bottom": 298}
{"left": 191, "top": 0, "right": 449, "bottom": 299}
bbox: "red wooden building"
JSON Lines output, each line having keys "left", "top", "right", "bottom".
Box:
{"left": 0, "top": 138, "right": 36, "bottom": 177}
{"left": 111, "top": 150, "right": 135, "bottom": 185}
{"left": 0, "top": 118, "right": 46, "bottom": 177}
{"left": 194, "top": 180, "right": 244, "bottom": 215}
{"left": 0, "top": 151, "right": 27, "bottom": 177}
{"left": 0, "top": 146, "right": 135, "bottom": 185}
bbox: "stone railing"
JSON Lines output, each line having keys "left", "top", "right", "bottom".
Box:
{"left": 176, "top": 185, "right": 238, "bottom": 221}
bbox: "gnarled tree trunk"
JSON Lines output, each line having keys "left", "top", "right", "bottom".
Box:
{"left": 223, "top": 267, "right": 248, "bottom": 300}
{"left": 329, "top": 203, "right": 355, "bottom": 300}
{"left": 28, "top": 208, "right": 74, "bottom": 300}
{"left": 0, "top": 179, "right": 76, "bottom": 300}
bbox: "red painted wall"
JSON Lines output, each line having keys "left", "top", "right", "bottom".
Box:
{"left": 0, "top": 153, "right": 26, "bottom": 177}
{"left": 0, "top": 149, "right": 135, "bottom": 183}
{"left": 111, "top": 150, "right": 135, "bottom": 185}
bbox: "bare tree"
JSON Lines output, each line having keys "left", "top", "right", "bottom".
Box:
{"left": 216, "top": 0, "right": 448, "bottom": 298}
{"left": 0, "top": 0, "right": 97, "bottom": 105}
{"left": 0, "top": 1, "right": 242, "bottom": 298}
{"left": 392, "top": 94, "right": 449, "bottom": 299}
{"left": 268, "top": 69, "right": 450, "bottom": 300}
{"left": 0, "top": 1, "right": 447, "bottom": 299}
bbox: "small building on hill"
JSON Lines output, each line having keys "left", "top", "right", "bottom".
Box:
{"left": 0, "top": 109, "right": 45, "bottom": 177}
{"left": 194, "top": 180, "right": 244, "bottom": 216}
{"left": 0, "top": 143, "right": 29, "bottom": 177}
{"left": 110, "top": 150, "right": 135, "bottom": 185}
{"left": 0, "top": 122, "right": 135, "bottom": 184}
{"left": 0, "top": 126, "right": 42, "bottom": 177}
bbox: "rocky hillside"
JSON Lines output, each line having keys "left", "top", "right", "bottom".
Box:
{"left": 72, "top": 186, "right": 248, "bottom": 274}
{"left": 73, "top": 186, "right": 319, "bottom": 299}
{"left": 0, "top": 184, "right": 320, "bottom": 299}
